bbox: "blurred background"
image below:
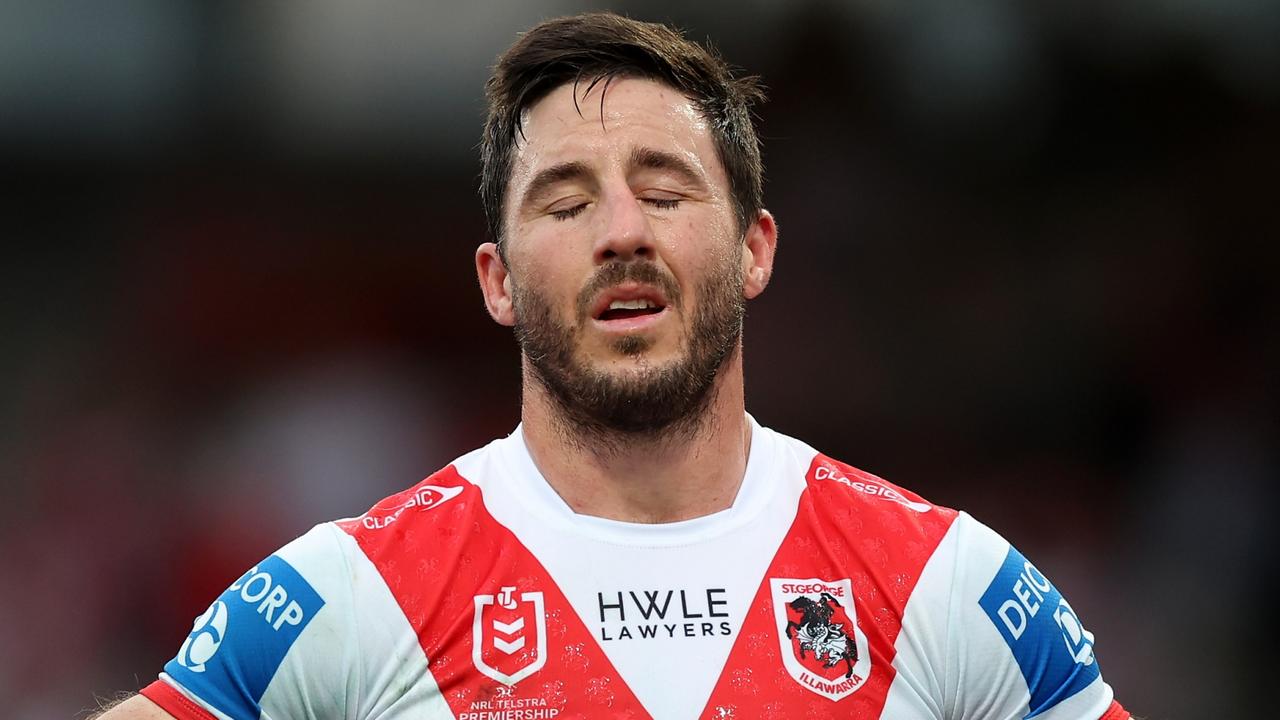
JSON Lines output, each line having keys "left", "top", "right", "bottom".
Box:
{"left": 1, "top": 1, "right": 1276, "bottom": 717}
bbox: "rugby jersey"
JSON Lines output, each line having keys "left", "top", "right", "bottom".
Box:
{"left": 142, "top": 417, "right": 1128, "bottom": 719}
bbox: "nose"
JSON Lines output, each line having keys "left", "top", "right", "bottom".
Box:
{"left": 592, "top": 189, "right": 655, "bottom": 265}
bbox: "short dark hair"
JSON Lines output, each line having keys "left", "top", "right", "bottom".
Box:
{"left": 481, "top": 12, "right": 767, "bottom": 256}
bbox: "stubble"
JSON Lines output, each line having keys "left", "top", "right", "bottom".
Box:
{"left": 512, "top": 254, "right": 745, "bottom": 452}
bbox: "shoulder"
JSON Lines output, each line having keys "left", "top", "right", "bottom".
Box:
{"left": 334, "top": 466, "right": 473, "bottom": 535}
{"left": 322, "top": 436, "right": 538, "bottom": 618}
{"left": 882, "top": 509, "right": 1121, "bottom": 718}
{"left": 330, "top": 438, "right": 504, "bottom": 554}
{"left": 771, "top": 429, "right": 961, "bottom": 547}
{"left": 150, "top": 522, "right": 357, "bottom": 719}
{"left": 912, "top": 510, "right": 1120, "bottom": 718}
{"left": 760, "top": 428, "right": 1123, "bottom": 717}
{"left": 805, "top": 450, "right": 952, "bottom": 516}
{"left": 952, "top": 513, "right": 1113, "bottom": 711}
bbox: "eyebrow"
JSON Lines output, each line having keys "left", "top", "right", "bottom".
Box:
{"left": 518, "top": 146, "right": 709, "bottom": 211}
{"left": 520, "top": 161, "right": 593, "bottom": 210}
{"left": 629, "top": 146, "right": 706, "bottom": 189}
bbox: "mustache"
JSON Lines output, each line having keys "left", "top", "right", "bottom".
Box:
{"left": 575, "top": 262, "right": 682, "bottom": 320}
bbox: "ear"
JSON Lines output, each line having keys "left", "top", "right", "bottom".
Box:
{"left": 476, "top": 242, "right": 516, "bottom": 327}
{"left": 741, "top": 209, "right": 778, "bottom": 300}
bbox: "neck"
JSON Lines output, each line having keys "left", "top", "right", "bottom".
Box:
{"left": 519, "top": 347, "right": 752, "bottom": 523}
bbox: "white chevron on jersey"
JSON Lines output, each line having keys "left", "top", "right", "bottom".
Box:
{"left": 142, "top": 416, "right": 1128, "bottom": 720}
{"left": 447, "top": 414, "right": 812, "bottom": 718}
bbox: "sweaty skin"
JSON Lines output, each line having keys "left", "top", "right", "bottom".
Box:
{"left": 475, "top": 77, "right": 778, "bottom": 523}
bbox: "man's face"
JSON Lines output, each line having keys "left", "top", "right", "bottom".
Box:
{"left": 499, "top": 77, "right": 747, "bottom": 434}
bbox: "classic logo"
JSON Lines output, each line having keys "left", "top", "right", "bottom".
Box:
{"left": 813, "top": 464, "right": 931, "bottom": 513}
{"left": 176, "top": 600, "right": 228, "bottom": 673}
{"left": 361, "top": 484, "right": 464, "bottom": 530}
{"left": 472, "top": 585, "right": 547, "bottom": 686}
{"left": 771, "top": 578, "right": 871, "bottom": 701}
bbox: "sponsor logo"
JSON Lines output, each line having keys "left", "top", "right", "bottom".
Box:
{"left": 771, "top": 578, "right": 871, "bottom": 701}
{"left": 813, "top": 464, "right": 931, "bottom": 513}
{"left": 1054, "top": 598, "right": 1095, "bottom": 665}
{"left": 459, "top": 692, "right": 562, "bottom": 720}
{"left": 361, "top": 484, "right": 464, "bottom": 530}
{"left": 979, "top": 546, "right": 1100, "bottom": 716}
{"left": 225, "top": 563, "right": 314, "bottom": 631}
{"left": 473, "top": 586, "right": 547, "bottom": 686}
{"left": 165, "top": 555, "right": 325, "bottom": 720}
{"left": 177, "top": 601, "right": 228, "bottom": 673}
{"left": 595, "top": 588, "right": 732, "bottom": 641}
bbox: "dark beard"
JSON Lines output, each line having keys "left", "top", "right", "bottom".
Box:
{"left": 512, "top": 258, "right": 744, "bottom": 445}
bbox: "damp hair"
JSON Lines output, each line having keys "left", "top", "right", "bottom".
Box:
{"left": 480, "top": 12, "right": 767, "bottom": 258}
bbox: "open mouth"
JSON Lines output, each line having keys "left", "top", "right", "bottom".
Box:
{"left": 597, "top": 298, "right": 665, "bottom": 322}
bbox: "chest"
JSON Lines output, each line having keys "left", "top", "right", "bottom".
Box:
{"left": 352, "top": 487, "right": 954, "bottom": 719}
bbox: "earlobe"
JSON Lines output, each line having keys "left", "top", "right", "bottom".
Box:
{"left": 476, "top": 242, "right": 516, "bottom": 327}
{"left": 742, "top": 209, "right": 778, "bottom": 300}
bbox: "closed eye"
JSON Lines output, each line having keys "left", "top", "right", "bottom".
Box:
{"left": 550, "top": 203, "right": 588, "bottom": 221}
{"left": 644, "top": 198, "right": 681, "bottom": 210}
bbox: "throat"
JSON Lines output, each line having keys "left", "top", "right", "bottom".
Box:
{"left": 517, "top": 355, "right": 752, "bottom": 523}
{"left": 540, "top": 420, "right": 750, "bottom": 524}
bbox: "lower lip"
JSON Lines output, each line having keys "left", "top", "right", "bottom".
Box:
{"left": 591, "top": 306, "right": 670, "bottom": 333}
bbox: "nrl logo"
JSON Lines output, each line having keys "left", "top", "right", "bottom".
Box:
{"left": 771, "top": 578, "right": 871, "bottom": 701}
{"left": 472, "top": 585, "right": 547, "bottom": 686}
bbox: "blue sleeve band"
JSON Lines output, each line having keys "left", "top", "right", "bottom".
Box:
{"left": 978, "top": 545, "right": 1101, "bottom": 718}
{"left": 165, "top": 554, "right": 326, "bottom": 719}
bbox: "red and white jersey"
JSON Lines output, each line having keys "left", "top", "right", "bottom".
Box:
{"left": 143, "top": 418, "right": 1129, "bottom": 720}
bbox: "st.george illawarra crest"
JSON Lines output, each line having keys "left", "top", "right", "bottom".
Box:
{"left": 771, "top": 577, "right": 871, "bottom": 701}
{"left": 472, "top": 585, "right": 547, "bottom": 685}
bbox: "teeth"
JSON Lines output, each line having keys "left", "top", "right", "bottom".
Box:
{"left": 608, "top": 299, "right": 656, "bottom": 311}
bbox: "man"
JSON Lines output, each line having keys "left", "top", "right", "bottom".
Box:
{"left": 100, "top": 12, "right": 1129, "bottom": 720}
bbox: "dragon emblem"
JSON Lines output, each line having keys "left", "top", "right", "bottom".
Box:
{"left": 784, "top": 592, "right": 859, "bottom": 679}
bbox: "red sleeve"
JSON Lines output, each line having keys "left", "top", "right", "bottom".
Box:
{"left": 139, "top": 680, "right": 219, "bottom": 720}
{"left": 1099, "top": 699, "right": 1131, "bottom": 720}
